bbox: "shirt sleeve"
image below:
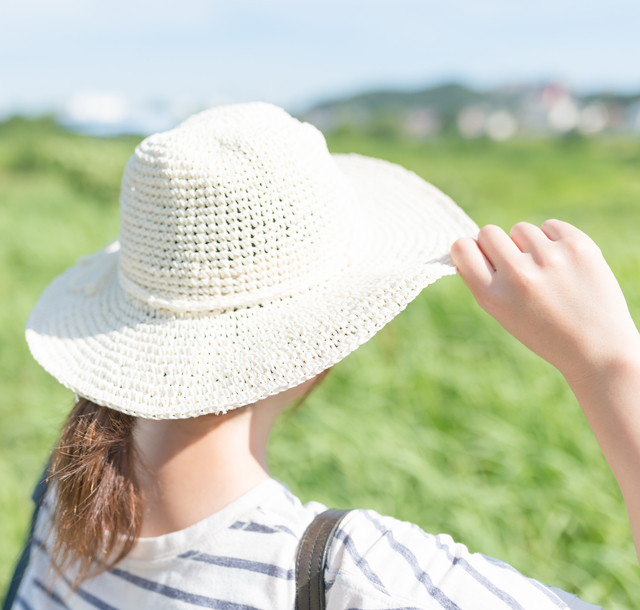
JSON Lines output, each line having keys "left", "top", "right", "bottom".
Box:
{"left": 324, "top": 509, "right": 602, "bottom": 610}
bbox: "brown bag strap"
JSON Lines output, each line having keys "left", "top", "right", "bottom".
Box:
{"left": 295, "top": 508, "right": 351, "bottom": 610}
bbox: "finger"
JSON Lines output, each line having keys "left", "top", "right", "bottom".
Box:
{"left": 509, "top": 221, "right": 552, "bottom": 255}
{"left": 476, "top": 225, "right": 522, "bottom": 271}
{"left": 540, "top": 219, "right": 585, "bottom": 242}
{"left": 541, "top": 218, "right": 600, "bottom": 257}
{"left": 451, "top": 237, "right": 494, "bottom": 295}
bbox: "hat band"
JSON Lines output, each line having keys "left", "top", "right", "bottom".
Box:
{"left": 117, "top": 251, "right": 353, "bottom": 313}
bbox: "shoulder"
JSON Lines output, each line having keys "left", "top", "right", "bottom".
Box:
{"left": 324, "top": 509, "right": 597, "bottom": 610}
{"left": 250, "top": 479, "right": 329, "bottom": 537}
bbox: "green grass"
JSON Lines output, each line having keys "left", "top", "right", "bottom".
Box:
{"left": 1, "top": 118, "right": 639, "bottom": 608}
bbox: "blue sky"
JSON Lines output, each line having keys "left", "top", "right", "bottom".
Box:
{"left": 2, "top": 0, "right": 639, "bottom": 117}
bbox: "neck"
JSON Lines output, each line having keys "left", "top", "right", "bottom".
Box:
{"left": 132, "top": 376, "right": 320, "bottom": 537}
{"left": 133, "top": 403, "right": 277, "bottom": 538}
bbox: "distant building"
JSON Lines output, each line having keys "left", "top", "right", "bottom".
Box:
{"left": 457, "top": 106, "right": 485, "bottom": 138}
{"left": 403, "top": 109, "right": 441, "bottom": 137}
{"left": 485, "top": 110, "right": 517, "bottom": 141}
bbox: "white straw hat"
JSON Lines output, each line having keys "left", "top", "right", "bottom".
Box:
{"left": 26, "top": 102, "right": 478, "bottom": 419}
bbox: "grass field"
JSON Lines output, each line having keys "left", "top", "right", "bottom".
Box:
{"left": 1, "top": 117, "right": 639, "bottom": 608}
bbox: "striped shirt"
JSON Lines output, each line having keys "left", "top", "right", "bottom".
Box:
{"left": 15, "top": 478, "right": 600, "bottom": 610}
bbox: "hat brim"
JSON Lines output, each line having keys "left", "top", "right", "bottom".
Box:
{"left": 26, "top": 153, "right": 478, "bottom": 418}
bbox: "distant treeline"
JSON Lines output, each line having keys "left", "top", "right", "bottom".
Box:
{"left": 301, "top": 83, "right": 640, "bottom": 140}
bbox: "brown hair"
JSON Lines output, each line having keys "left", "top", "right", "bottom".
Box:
{"left": 48, "top": 398, "right": 142, "bottom": 586}
{"left": 48, "top": 370, "right": 330, "bottom": 585}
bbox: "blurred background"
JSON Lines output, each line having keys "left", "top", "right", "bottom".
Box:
{"left": 3, "top": 0, "right": 640, "bottom": 137}
{"left": 1, "top": 1, "right": 639, "bottom": 607}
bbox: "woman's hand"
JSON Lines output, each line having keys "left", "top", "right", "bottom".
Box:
{"left": 451, "top": 219, "right": 640, "bottom": 564}
{"left": 450, "top": 219, "right": 640, "bottom": 383}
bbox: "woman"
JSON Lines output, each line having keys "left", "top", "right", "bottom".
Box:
{"left": 10, "top": 102, "right": 636, "bottom": 608}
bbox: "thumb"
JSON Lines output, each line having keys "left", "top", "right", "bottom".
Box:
{"left": 450, "top": 237, "right": 494, "bottom": 301}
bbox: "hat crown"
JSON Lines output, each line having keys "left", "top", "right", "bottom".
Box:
{"left": 118, "top": 103, "right": 356, "bottom": 312}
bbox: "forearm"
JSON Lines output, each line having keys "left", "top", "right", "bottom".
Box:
{"left": 451, "top": 219, "right": 640, "bottom": 566}
{"left": 566, "top": 341, "right": 640, "bottom": 562}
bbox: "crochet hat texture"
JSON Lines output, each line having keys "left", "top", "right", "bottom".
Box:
{"left": 26, "top": 102, "right": 478, "bottom": 418}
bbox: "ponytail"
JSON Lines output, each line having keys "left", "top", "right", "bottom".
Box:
{"left": 48, "top": 398, "right": 142, "bottom": 585}
{"left": 46, "top": 374, "right": 330, "bottom": 584}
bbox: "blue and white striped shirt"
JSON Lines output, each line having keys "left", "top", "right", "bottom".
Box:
{"left": 16, "top": 478, "right": 600, "bottom": 610}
